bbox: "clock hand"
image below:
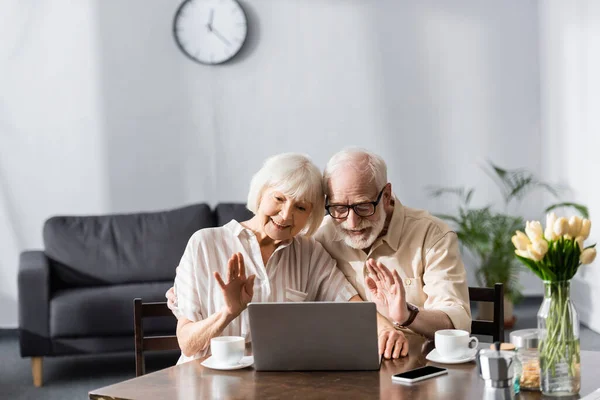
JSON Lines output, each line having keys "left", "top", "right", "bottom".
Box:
{"left": 211, "top": 27, "right": 231, "bottom": 46}
{"left": 206, "top": 8, "right": 214, "bottom": 30}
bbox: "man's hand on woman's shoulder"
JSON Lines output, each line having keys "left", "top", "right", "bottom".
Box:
{"left": 166, "top": 286, "right": 177, "bottom": 312}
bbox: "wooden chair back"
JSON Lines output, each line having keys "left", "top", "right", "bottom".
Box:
{"left": 468, "top": 283, "right": 504, "bottom": 342}
{"left": 133, "top": 298, "right": 179, "bottom": 376}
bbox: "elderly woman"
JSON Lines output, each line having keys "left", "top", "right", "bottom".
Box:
{"left": 173, "top": 153, "right": 358, "bottom": 363}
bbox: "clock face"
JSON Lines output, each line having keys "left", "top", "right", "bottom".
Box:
{"left": 173, "top": 0, "right": 248, "bottom": 65}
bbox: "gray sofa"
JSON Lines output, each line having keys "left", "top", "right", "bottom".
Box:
{"left": 18, "top": 202, "right": 252, "bottom": 385}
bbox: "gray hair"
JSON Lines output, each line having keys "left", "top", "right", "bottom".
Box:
{"left": 247, "top": 153, "right": 325, "bottom": 236}
{"left": 323, "top": 148, "right": 388, "bottom": 196}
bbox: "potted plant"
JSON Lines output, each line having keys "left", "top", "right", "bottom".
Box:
{"left": 429, "top": 162, "right": 587, "bottom": 327}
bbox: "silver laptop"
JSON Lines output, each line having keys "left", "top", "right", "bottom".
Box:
{"left": 248, "top": 302, "right": 380, "bottom": 371}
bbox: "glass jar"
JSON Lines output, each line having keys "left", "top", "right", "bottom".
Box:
{"left": 510, "top": 328, "right": 540, "bottom": 391}
{"left": 538, "top": 280, "right": 580, "bottom": 396}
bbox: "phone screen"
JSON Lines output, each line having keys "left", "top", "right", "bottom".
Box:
{"left": 393, "top": 366, "right": 447, "bottom": 380}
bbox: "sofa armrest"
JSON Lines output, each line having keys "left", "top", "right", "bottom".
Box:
{"left": 18, "top": 251, "right": 52, "bottom": 356}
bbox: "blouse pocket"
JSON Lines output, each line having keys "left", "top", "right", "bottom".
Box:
{"left": 286, "top": 287, "right": 309, "bottom": 302}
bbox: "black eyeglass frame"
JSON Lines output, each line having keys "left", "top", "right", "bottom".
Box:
{"left": 325, "top": 185, "right": 387, "bottom": 219}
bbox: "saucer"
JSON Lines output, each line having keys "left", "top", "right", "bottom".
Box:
{"left": 426, "top": 348, "right": 477, "bottom": 364}
{"left": 201, "top": 355, "right": 254, "bottom": 371}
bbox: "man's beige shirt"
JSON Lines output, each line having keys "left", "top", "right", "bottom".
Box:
{"left": 315, "top": 196, "right": 471, "bottom": 332}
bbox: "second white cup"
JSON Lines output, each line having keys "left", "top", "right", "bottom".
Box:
{"left": 435, "top": 329, "right": 479, "bottom": 359}
{"left": 210, "top": 336, "right": 245, "bottom": 366}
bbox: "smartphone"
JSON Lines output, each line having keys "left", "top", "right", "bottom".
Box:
{"left": 391, "top": 366, "right": 448, "bottom": 384}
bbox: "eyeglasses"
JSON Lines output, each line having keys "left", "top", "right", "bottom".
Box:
{"left": 325, "top": 186, "right": 386, "bottom": 219}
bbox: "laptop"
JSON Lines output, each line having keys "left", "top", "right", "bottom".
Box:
{"left": 248, "top": 302, "right": 380, "bottom": 371}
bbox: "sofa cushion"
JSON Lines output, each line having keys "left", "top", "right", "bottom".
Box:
{"left": 214, "top": 203, "right": 254, "bottom": 226}
{"left": 50, "top": 282, "right": 176, "bottom": 337}
{"left": 43, "top": 203, "right": 214, "bottom": 285}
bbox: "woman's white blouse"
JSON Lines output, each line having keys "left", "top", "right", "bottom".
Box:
{"left": 174, "top": 220, "right": 357, "bottom": 363}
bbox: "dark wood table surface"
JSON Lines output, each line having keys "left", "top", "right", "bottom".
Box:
{"left": 89, "top": 335, "right": 599, "bottom": 400}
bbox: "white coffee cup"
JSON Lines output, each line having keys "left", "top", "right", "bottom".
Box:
{"left": 210, "top": 336, "right": 245, "bottom": 366}
{"left": 435, "top": 329, "right": 479, "bottom": 359}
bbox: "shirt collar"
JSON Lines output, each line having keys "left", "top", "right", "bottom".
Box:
{"left": 381, "top": 195, "right": 404, "bottom": 252}
{"left": 224, "top": 219, "right": 246, "bottom": 237}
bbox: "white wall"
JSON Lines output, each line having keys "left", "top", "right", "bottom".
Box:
{"left": 0, "top": 0, "right": 542, "bottom": 328}
{"left": 539, "top": 0, "right": 600, "bottom": 333}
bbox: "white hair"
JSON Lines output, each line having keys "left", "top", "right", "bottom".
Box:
{"left": 247, "top": 153, "right": 325, "bottom": 236}
{"left": 323, "top": 148, "right": 388, "bottom": 196}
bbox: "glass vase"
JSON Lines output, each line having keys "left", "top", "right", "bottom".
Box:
{"left": 537, "top": 280, "right": 581, "bottom": 396}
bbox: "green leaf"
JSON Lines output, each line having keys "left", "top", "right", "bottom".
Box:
{"left": 484, "top": 161, "right": 561, "bottom": 205}
{"left": 491, "top": 164, "right": 507, "bottom": 178}
{"left": 545, "top": 202, "right": 589, "bottom": 219}
{"left": 516, "top": 255, "right": 544, "bottom": 280}
{"left": 465, "top": 189, "right": 475, "bottom": 206}
{"left": 426, "top": 186, "right": 473, "bottom": 206}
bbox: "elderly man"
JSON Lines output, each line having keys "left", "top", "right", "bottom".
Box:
{"left": 167, "top": 148, "right": 470, "bottom": 358}
{"left": 318, "top": 148, "right": 471, "bottom": 340}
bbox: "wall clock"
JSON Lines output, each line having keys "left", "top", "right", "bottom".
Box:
{"left": 173, "top": 0, "right": 248, "bottom": 65}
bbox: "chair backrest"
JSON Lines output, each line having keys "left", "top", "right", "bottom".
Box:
{"left": 468, "top": 283, "right": 504, "bottom": 342}
{"left": 133, "top": 298, "right": 180, "bottom": 377}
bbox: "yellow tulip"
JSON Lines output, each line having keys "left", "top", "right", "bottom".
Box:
{"left": 532, "top": 239, "right": 549, "bottom": 257}
{"left": 515, "top": 249, "right": 530, "bottom": 259}
{"left": 568, "top": 216, "right": 583, "bottom": 238}
{"left": 580, "top": 219, "right": 592, "bottom": 240}
{"left": 526, "top": 221, "right": 544, "bottom": 242}
{"left": 545, "top": 213, "right": 558, "bottom": 240}
{"left": 545, "top": 227, "right": 558, "bottom": 241}
{"left": 512, "top": 231, "right": 531, "bottom": 251}
{"left": 527, "top": 243, "right": 544, "bottom": 261}
{"left": 575, "top": 236, "right": 585, "bottom": 251}
{"left": 580, "top": 248, "right": 597, "bottom": 264}
{"left": 554, "top": 217, "right": 569, "bottom": 237}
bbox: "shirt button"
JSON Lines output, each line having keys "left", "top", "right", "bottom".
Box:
{"left": 405, "top": 279, "right": 412, "bottom": 285}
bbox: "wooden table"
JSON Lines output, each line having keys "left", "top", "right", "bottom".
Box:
{"left": 90, "top": 336, "right": 599, "bottom": 399}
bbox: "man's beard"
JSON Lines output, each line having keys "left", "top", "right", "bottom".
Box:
{"left": 337, "top": 210, "right": 387, "bottom": 250}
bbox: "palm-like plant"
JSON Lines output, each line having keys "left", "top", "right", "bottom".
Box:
{"left": 429, "top": 163, "right": 587, "bottom": 303}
